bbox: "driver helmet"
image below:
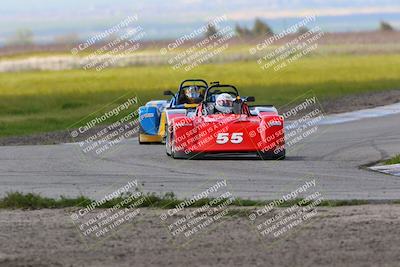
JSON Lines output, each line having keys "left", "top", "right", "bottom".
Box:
{"left": 215, "top": 93, "right": 234, "bottom": 114}
{"left": 184, "top": 86, "right": 201, "bottom": 104}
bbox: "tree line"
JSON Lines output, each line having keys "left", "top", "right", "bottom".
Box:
{"left": 205, "top": 19, "right": 397, "bottom": 38}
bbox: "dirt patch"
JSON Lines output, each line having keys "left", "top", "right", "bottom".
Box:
{"left": 0, "top": 205, "right": 399, "bottom": 267}
{"left": 0, "top": 123, "right": 139, "bottom": 146}
{"left": 320, "top": 89, "right": 400, "bottom": 114}
{"left": 0, "top": 129, "right": 76, "bottom": 146}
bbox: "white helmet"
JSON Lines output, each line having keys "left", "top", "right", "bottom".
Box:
{"left": 215, "top": 93, "right": 234, "bottom": 114}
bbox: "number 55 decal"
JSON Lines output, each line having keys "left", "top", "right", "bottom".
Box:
{"left": 216, "top": 132, "right": 243, "bottom": 144}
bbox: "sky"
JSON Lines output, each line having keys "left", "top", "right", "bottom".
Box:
{"left": 1, "top": 0, "right": 399, "bottom": 44}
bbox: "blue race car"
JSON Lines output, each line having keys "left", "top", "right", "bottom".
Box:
{"left": 138, "top": 79, "right": 208, "bottom": 144}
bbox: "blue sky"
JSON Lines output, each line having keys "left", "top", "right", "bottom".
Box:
{"left": 1, "top": 0, "right": 399, "bottom": 44}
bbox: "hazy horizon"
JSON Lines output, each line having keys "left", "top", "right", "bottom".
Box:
{"left": 1, "top": 0, "right": 399, "bottom": 45}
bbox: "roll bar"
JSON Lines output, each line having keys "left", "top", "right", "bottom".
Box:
{"left": 179, "top": 79, "right": 208, "bottom": 89}
{"left": 204, "top": 84, "right": 239, "bottom": 102}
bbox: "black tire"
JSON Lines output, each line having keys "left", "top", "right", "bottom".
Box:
{"left": 259, "top": 149, "right": 285, "bottom": 160}
{"left": 275, "top": 150, "right": 286, "bottom": 160}
{"left": 165, "top": 126, "right": 172, "bottom": 157}
{"left": 138, "top": 127, "right": 151, "bottom": 145}
{"left": 165, "top": 124, "right": 200, "bottom": 159}
{"left": 170, "top": 130, "right": 177, "bottom": 158}
{"left": 165, "top": 129, "right": 195, "bottom": 159}
{"left": 172, "top": 151, "right": 201, "bottom": 160}
{"left": 138, "top": 127, "right": 144, "bottom": 144}
{"left": 162, "top": 122, "right": 168, "bottom": 144}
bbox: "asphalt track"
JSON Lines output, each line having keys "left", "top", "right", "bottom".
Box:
{"left": 1, "top": 105, "right": 400, "bottom": 200}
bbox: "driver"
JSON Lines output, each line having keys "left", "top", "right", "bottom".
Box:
{"left": 215, "top": 93, "right": 234, "bottom": 114}
{"left": 180, "top": 86, "right": 204, "bottom": 104}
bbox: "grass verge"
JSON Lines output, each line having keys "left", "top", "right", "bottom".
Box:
{"left": 0, "top": 192, "right": 396, "bottom": 210}
{"left": 384, "top": 154, "right": 400, "bottom": 165}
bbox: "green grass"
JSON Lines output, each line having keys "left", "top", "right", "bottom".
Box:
{"left": 0, "top": 192, "right": 395, "bottom": 210}
{"left": 384, "top": 154, "right": 400, "bottom": 165}
{"left": 0, "top": 192, "right": 91, "bottom": 209}
{"left": 0, "top": 53, "right": 400, "bottom": 137}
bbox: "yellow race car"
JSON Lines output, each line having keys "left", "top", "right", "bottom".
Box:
{"left": 138, "top": 79, "right": 208, "bottom": 144}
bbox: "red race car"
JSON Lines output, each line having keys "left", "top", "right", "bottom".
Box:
{"left": 165, "top": 82, "right": 285, "bottom": 159}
